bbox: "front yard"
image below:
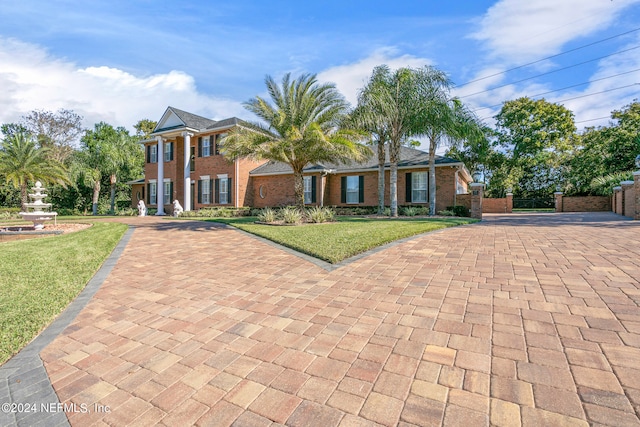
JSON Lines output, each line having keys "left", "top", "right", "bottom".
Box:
{"left": 210, "top": 216, "right": 478, "bottom": 263}
{"left": 0, "top": 222, "right": 127, "bottom": 364}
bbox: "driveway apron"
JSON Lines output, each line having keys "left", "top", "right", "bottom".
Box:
{"left": 11, "top": 212, "right": 640, "bottom": 425}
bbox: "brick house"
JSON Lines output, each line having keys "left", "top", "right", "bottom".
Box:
{"left": 132, "top": 107, "right": 472, "bottom": 214}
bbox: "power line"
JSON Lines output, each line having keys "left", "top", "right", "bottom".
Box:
{"left": 471, "top": 68, "right": 640, "bottom": 112}
{"left": 458, "top": 45, "right": 640, "bottom": 99}
{"left": 477, "top": 83, "right": 640, "bottom": 121}
{"left": 575, "top": 116, "right": 610, "bottom": 124}
{"left": 456, "top": 26, "right": 640, "bottom": 88}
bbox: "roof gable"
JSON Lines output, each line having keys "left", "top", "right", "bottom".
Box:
{"left": 154, "top": 107, "right": 218, "bottom": 133}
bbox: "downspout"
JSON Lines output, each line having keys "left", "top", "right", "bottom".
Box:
{"left": 235, "top": 158, "right": 240, "bottom": 208}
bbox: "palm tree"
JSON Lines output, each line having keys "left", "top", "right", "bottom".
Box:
{"left": 419, "top": 97, "right": 483, "bottom": 215}
{"left": 353, "top": 65, "right": 453, "bottom": 216}
{"left": 0, "top": 131, "right": 68, "bottom": 210}
{"left": 223, "top": 73, "right": 371, "bottom": 209}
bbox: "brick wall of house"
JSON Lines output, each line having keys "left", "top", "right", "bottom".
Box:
{"left": 560, "top": 196, "right": 611, "bottom": 212}
{"left": 130, "top": 184, "right": 145, "bottom": 208}
{"left": 251, "top": 166, "right": 462, "bottom": 211}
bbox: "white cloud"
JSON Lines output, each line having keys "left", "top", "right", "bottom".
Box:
{"left": 317, "top": 47, "right": 434, "bottom": 106}
{"left": 0, "top": 37, "right": 244, "bottom": 133}
{"left": 472, "top": 0, "right": 640, "bottom": 62}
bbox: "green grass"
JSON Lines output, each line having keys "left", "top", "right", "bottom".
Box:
{"left": 210, "top": 216, "right": 478, "bottom": 264}
{"left": 0, "top": 222, "right": 128, "bottom": 364}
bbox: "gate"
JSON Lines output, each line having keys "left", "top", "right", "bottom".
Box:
{"left": 513, "top": 198, "right": 554, "bottom": 209}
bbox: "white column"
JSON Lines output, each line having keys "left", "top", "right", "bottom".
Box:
{"left": 156, "top": 136, "right": 165, "bottom": 215}
{"left": 182, "top": 132, "right": 193, "bottom": 211}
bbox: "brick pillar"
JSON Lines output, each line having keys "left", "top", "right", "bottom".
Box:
{"left": 506, "top": 192, "right": 513, "bottom": 213}
{"left": 613, "top": 187, "right": 622, "bottom": 214}
{"left": 554, "top": 192, "right": 563, "bottom": 213}
{"left": 470, "top": 183, "right": 484, "bottom": 220}
{"left": 621, "top": 180, "right": 634, "bottom": 218}
{"left": 634, "top": 172, "right": 640, "bottom": 220}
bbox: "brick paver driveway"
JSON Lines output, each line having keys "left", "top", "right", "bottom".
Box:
{"left": 39, "top": 212, "right": 640, "bottom": 426}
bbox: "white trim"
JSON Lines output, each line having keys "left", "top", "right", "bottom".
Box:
{"left": 148, "top": 179, "right": 157, "bottom": 183}
{"left": 200, "top": 175, "right": 210, "bottom": 180}
{"left": 217, "top": 173, "right": 228, "bottom": 179}
{"left": 163, "top": 178, "right": 171, "bottom": 182}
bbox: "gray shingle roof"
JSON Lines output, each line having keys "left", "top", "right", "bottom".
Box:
{"left": 154, "top": 107, "right": 246, "bottom": 133}
{"left": 250, "top": 146, "right": 464, "bottom": 176}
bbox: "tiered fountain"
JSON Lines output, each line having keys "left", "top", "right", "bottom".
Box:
{"left": 19, "top": 181, "right": 57, "bottom": 230}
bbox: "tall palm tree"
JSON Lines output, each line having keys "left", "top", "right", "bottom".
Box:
{"left": 419, "top": 97, "right": 483, "bottom": 215}
{"left": 223, "top": 73, "right": 371, "bottom": 209}
{"left": 353, "top": 65, "right": 452, "bottom": 217}
{"left": 0, "top": 131, "right": 68, "bottom": 210}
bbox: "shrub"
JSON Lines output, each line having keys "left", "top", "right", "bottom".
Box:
{"left": 383, "top": 207, "right": 391, "bottom": 216}
{"left": 445, "top": 205, "right": 470, "bottom": 217}
{"left": 116, "top": 207, "right": 138, "bottom": 216}
{"left": 257, "top": 207, "right": 278, "bottom": 223}
{"left": 438, "top": 209, "right": 456, "bottom": 216}
{"left": 281, "top": 206, "right": 303, "bottom": 224}
{"left": 307, "top": 206, "right": 336, "bottom": 223}
{"left": 402, "top": 206, "right": 419, "bottom": 217}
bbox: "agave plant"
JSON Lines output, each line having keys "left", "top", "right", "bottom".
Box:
{"left": 590, "top": 171, "right": 634, "bottom": 196}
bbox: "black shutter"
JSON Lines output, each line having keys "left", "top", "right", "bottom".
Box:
{"left": 169, "top": 182, "right": 173, "bottom": 203}
{"left": 215, "top": 179, "right": 220, "bottom": 203}
{"left": 169, "top": 143, "right": 174, "bottom": 161}
{"left": 146, "top": 145, "right": 150, "bottom": 163}
{"left": 210, "top": 179, "right": 214, "bottom": 203}
{"left": 147, "top": 183, "right": 150, "bottom": 204}
{"left": 426, "top": 173, "right": 430, "bottom": 200}
{"left": 214, "top": 135, "right": 219, "bottom": 155}
{"left": 341, "top": 176, "right": 347, "bottom": 203}
{"left": 406, "top": 173, "right": 412, "bottom": 203}
{"left": 311, "top": 176, "right": 317, "bottom": 203}
{"left": 358, "top": 176, "right": 364, "bottom": 203}
{"left": 227, "top": 178, "right": 232, "bottom": 204}
{"left": 197, "top": 180, "right": 202, "bottom": 204}
{"left": 198, "top": 137, "right": 202, "bottom": 157}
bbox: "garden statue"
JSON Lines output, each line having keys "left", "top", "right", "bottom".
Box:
{"left": 173, "top": 200, "right": 183, "bottom": 217}
{"left": 137, "top": 200, "right": 146, "bottom": 217}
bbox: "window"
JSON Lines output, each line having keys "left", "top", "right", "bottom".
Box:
{"left": 149, "top": 182, "right": 157, "bottom": 205}
{"left": 214, "top": 133, "right": 227, "bottom": 155}
{"left": 304, "top": 176, "right": 316, "bottom": 204}
{"left": 164, "top": 142, "right": 174, "bottom": 162}
{"left": 201, "top": 179, "right": 211, "bottom": 204}
{"left": 412, "top": 172, "right": 427, "bottom": 203}
{"left": 200, "top": 136, "right": 211, "bottom": 157}
{"left": 219, "top": 177, "right": 228, "bottom": 204}
{"left": 163, "top": 181, "right": 172, "bottom": 205}
{"left": 147, "top": 144, "right": 157, "bottom": 163}
{"left": 346, "top": 176, "right": 359, "bottom": 204}
{"left": 341, "top": 176, "right": 364, "bottom": 204}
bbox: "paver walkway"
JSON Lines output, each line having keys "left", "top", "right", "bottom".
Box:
{"left": 7, "top": 212, "right": 640, "bottom": 426}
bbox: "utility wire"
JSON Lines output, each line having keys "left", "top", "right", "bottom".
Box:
{"left": 477, "top": 83, "right": 640, "bottom": 121}
{"left": 458, "top": 45, "right": 640, "bottom": 99}
{"left": 456, "top": 26, "right": 640, "bottom": 88}
{"left": 575, "top": 116, "right": 611, "bottom": 124}
{"left": 471, "top": 68, "right": 640, "bottom": 112}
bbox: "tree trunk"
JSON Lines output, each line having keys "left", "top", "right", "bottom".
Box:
{"left": 377, "top": 140, "right": 386, "bottom": 215}
{"left": 389, "top": 142, "right": 400, "bottom": 217}
{"left": 429, "top": 135, "right": 437, "bottom": 216}
{"left": 293, "top": 168, "right": 305, "bottom": 210}
{"left": 20, "top": 182, "right": 28, "bottom": 212}
{"left": 92, "top": 180, "right": 100, "bottom": 216}
{"left": 110, "top": 174, "right": 117, "bottom": 215}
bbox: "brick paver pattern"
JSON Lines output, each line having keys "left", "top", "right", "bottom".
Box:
{"left": 40, "top": 213, "right": 640, "bottom": 426}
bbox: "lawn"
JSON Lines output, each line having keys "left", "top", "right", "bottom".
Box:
{"left": 0, "top": 222, "right": 128, "bottom": 364}
{"left": 210, "top": 216, "right": 478, "bottom": 264}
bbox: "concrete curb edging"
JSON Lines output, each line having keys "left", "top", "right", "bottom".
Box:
{"left": 0, "top": 226, "right": 135, "bottom": 427}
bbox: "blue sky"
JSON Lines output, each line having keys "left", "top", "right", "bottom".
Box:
{"left": 1, "top": 0, "right": 639, "bottom": 145}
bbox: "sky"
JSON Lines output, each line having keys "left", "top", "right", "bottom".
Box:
{"left": 1, "top": 0, "right": 640, "bottom": 149}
